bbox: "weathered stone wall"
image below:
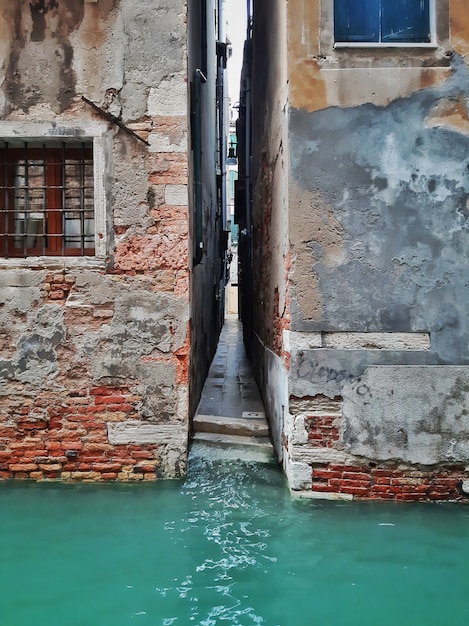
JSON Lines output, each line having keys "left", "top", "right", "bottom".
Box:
{"left": 246, "top": 0, "right": 290, "bottom": 456}
{"left": 0, "top": 0, "right": 192, "bottom": 480}
{"left": 187, "top": 0, "right": 227, "bottom": 419}
{"left": 281, "top": 0, "right": 469, "bottom": 499}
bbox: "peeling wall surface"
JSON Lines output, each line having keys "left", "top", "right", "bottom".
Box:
{"left": 245, "top": 0, "right": 469, "bottom": 499}
{"left": 240, "top": 0, "right": 290, "bottom": 456}
{"left": 0, "top": 0, "right": 200, "bottom": 481}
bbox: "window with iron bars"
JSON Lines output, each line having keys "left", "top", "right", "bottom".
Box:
{"left": 0, "top": 141, "right": 94, "bottom": 257}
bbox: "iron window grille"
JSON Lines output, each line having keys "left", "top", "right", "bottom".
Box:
{"left": 0, "top": 141, "right": 94, "bottom": 258}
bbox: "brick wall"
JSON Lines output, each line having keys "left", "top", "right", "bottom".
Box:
{"left": 0, "top": 386, "right": 163, "bottom": 481}
{"left": 305, "top": 413, "right": 340, "bottom": 448}
{"left": 311, "top": 465, "right": 467, "bottom": 501}
{"left": 286, "top": 396, "right": 469, "bottom": 501}
{"left": 0, "top": 0, "right": 194, "bottom": 481}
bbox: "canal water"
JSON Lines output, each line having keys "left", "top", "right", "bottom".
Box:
{"left": 1, "top": 454, "right": 468, "bottom": 626}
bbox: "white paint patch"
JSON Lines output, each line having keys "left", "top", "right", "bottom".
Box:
{"left": 165, "top": 185, "right": 188, "bottom": 206}
{"left": 148, "top": 130, "right": 187, "bottom": 153}
{"left": 289, "top": 415, "right": 309, "bottom": 446}
{"left": 147, "top": 76, "right": 187, "bottom": 116}
{"left": 282, "top": 329, "right": 290, "bottom": 352}
{"left": 128, "top": 306, "right": 158, "bottom": 322}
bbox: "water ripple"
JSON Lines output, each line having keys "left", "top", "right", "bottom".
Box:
{"left": 155, "top": 458, "right": 281, "bottom": 624}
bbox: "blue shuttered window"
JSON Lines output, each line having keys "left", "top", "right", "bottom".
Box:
{"left": 334, "top": 0, "right": 431, "bottom": 44}
{"left": 334, "top": 0, "right": 379, "bottom": 42}
{"left": 382, "top": 0, "right": 430, "bottom": 42}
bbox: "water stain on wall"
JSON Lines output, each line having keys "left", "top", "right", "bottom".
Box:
{"left": 289, "top": 181, "right": 344, "bottom": 322}
{"left": 2, "top": 0, "right": 87, "bottom": 112}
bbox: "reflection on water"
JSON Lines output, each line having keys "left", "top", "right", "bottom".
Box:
{"left": 0, "top": 453, "right": 469, "bottom": 626}
{"left": 156, "top": 455, "right": 283, "bottom": 625}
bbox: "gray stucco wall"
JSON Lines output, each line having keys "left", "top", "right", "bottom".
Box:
{"left": 289, "top": 55, "right": 469, "bottom": 352}
{"left": 287, "top": 53, "right": 469, "bottom": 470}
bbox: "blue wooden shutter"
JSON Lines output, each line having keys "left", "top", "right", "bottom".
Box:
{"left": 334, "top": 0, "right": 379, "bottom": 42}
{"left": 381, "top": 0, "right": 430, "bottom": 42}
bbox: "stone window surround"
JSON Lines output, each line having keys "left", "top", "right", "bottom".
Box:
{"left": 319, "top": 0, "right": 451, "bottom": 65}
{"left": 333, "top": 0, "right": 435, "bottom": 47}
{"left": 0, "top": 122, "right": 109, "bottom": 270}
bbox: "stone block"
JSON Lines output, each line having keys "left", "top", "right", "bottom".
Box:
{"left": 107, "top": 420, "right": 187, "bottom": 446}
{"left": 343, "top": 366, "right": 469, "bottom": 465}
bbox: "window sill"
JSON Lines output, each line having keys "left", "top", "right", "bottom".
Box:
{"left": 0, "top": 256, "right": 107, "bottom": 271}
{"left": 334, "top": 42, "right": 438, "bottom": 50}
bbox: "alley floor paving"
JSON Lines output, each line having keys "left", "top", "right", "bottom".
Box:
{"left": 191, "top": 315, "right": 276, "bottom": 463}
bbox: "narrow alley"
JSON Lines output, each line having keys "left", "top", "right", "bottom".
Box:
{"left": 192, "top": 315, "right": 275, "bottom": 464}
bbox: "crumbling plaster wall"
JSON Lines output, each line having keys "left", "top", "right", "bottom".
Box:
{"left": 282, "top": 0, "right": 469, "bottom": 499}
{"left": 249, "top": 0, "right": 290, "bottom": 455}
{"left": 0, "top": 0, "right": 191, "bottom": 480}
{"left": 0, "top": 0, "right": 187, "bottom": 120}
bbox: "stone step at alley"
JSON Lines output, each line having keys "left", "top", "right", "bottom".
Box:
{"left": 191, "top": 316, "right": 276, "bottom": 464}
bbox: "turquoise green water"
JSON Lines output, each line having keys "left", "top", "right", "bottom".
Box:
{"left": 1, "top": 455, "right": 468, "bottom": 626}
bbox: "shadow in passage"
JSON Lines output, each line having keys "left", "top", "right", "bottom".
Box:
{"left": 191, "top": 315, "right": 275, "bottom": 464}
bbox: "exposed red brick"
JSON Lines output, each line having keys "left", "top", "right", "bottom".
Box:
{"left": 91, "top": 386, "right": 128, "bottom": 396}
{"left": 107, "top": 403, "right": 133, "bottom": 412}
{"left": 310, "top": 463, "right": 466, "bottom": 501}
{"left": 311, "top": 483, "right": 337, "bottom": 492}
{"left": 80, "top": 454, "right": 106, "bottom": 463}
{"left": 92, "top": 463, "right": 122, "bottom": 472}
{"left": 114, "top": 235, "right": 188, "bottom": 271}
{"left": 9, "top": 463, "right": 38, "bottom": 472}
{"left": 312, "top": 469, "right": 342, "bottom": 480}
{"left": 94, "top": 395, "right": 127, "bottom": 405}
{"left": 101, "top": 472, "right": 118, "bottom": 480}
{"left": 174, "top": 325, "right": 190, "bottom": 384}
{"left": 38, "top": 463, "right": 62, "bottom": 471}
{"left": 340, "top": 485, "right": 370, "bottom": 496}
{"left": 1, "top": 363, "right": 178, "bottom": 481}
{"left": 60, "top": 441, "right": 84, "bottom": 451}
{"left": 374, "top": 476, "right": 392, "bottom": 485}
{"left": 17, "top": 420, "right": 49, "bottom": 431}
{"left": 137, "top": 463, "right": 158, "bottom": 473}
{"left": 131, "top": 451, "right": 156, "bottom": 460}
{"left": 149, "top": 154, "right": 188, "bottom": 185}
{"left": 342, "top": 472, "right": 371, "bottom": 482}
{"left": 370, "top": 485, "right": 401, "bottom": 495}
